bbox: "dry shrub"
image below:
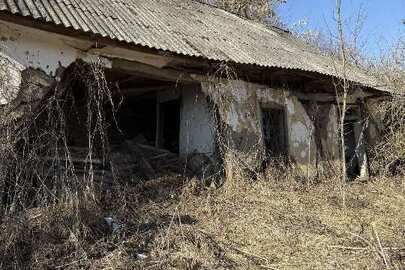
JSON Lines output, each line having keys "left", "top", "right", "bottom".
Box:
{"left": 368, "top": 39, "right": 405, "bottom": 176}
{"left": 0, "top": 155, "right": 403, "bottom": 269}
{"left": 199, "top": 0, "right": 285, "bottom": 23}
{"left": 369, "top": 94, "right": 405, "bottom": 175}
{"left": 0, "top": 58, "right": 120, "bottom": 269}
{"left": 0, "top": 58, "right": 117, "bottom": 212}
{"left": 149, "top": 170, "right": 405, "bottom": 270}
{"left": 0, "top": 199, "right": 106, "bottom": 269}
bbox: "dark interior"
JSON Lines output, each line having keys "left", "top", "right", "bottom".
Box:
{"left": 344, "top": 107, "right": 361, "bottom": 179}
{"left": 110, "top": 94, "right": 157, "bottom": 146}
{"left": 261, "top": 107, "right": 287, "bottom": 159}
{"left": 64, "top": 65, "right": 182, "bottom": 154}
{"left": 158, "top": 99, "right": 181, "bottom": 153}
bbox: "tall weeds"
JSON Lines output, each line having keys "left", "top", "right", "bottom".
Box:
{"left": 0, "top": 59, "right": 120, "bottom": 268}
{"left": 0, "top": 59, "right": 118, "bottom": 211}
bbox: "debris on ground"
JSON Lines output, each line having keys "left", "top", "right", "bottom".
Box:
{"left": 42, "top": 135, "right": 214, "bottom": 186}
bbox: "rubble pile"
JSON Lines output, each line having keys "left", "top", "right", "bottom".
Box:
{"left": 43, "top": 139, "right": 198, "bottom": 185}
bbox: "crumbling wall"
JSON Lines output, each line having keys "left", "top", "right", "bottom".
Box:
{"left": 201, "top": 80, "right": 264, "bottom": 170}
{"left": 0, "top": 52, "right": 23, "bottom": 105}
{"left": 0, "top": 20, "right": 82, "bottom": 77}
{"left": 202, "top": 78, "right": 343, "bottom": 174}
{"left": 326, "top": 105, "right": 340, "bottom": 160}
{"left": 0, "top": 67, "right": 56, "bottom": 124}
{"left": 257, "top": 87, "right": 318, "bottom": 169}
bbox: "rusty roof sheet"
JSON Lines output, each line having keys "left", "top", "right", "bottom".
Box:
{"left": 0, "top": 0, "right": 388, "bottom": 91}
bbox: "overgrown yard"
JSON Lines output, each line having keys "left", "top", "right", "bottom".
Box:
{"left": 1, "top": 175, "right": 404, "bottom": 270}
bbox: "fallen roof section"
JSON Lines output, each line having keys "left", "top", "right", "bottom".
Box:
{"left": 0, "top": 0, "right": 390, "bottom": 92}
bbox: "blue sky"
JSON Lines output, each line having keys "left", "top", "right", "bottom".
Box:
{"left": 277, "top": 0, "right": 404, "bottom": 57}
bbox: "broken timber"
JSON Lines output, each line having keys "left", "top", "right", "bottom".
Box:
{"left": 112, "top": 58, "right": 196, "bottom": 83}
{"left": 124, "top": 140, "right": 156, "bottom": 179}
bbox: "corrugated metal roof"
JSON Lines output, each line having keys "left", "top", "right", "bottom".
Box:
{"left": 0, "top": 0, "right": 388, "bottom": 91}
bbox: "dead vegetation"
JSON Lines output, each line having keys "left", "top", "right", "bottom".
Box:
{"left": 367, "top": 39, "right": 405, "bottom": 176}
{"left": 199, "top": 0, "right": 286, "bottom": 24}
{"left": 0, "top": 168, "right": 403, "bottom": 269}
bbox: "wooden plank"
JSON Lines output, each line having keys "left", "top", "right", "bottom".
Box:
{"left": 137, "top": 143, "right": 171, "bottom": 154}
{"left": 119, "top": 86, "right": 173, "bottom": 97}
{"left": 112, "top": 58, "right": 196, "bottom": 83}
{"left": 42, "top": 156, "right": 105, "bottom": 165}
{"left": 124, "top": 141, "right": 156, "bottom": 179}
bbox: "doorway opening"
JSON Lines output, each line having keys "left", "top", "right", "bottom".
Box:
{"left": 261, "top": 106, "right": 288, "bottom": 161}
{"left": 156, "top": 99, "right": 181, "bottom": 153}
{"left": 344, "top": 106, "right": 361, "bottom": 179}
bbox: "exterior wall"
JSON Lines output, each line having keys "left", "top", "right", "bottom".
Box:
{"left": 201, "top": 80, "right": 264, "bottom": 168}
{"left": 326, "top": 105, "right": 340, "bottom": 159}
{"left": 0, "top": 20, "right": 91, "bottom": 111}
{"left": 201, "top": 79, "right": 341, "bottom": 172}
{"left": 0, "top": 20, "right": 83, "bottom": 76}
{"left": 179, "top": 85, "right": 216, "bottom": 157}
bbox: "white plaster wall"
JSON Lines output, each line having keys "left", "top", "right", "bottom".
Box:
{"left": 287, "top": 96, "right": 317, "bottom": 164}
{"left": 0, "top": 19, "right": 174, "bottom": 78}
{"left": 179, "top": 85, "right": 216, "bottom": 157}
{"left": 202, "top": 79, "right": 262, "bottom": 135}
{"left": 201, "top": 79, "right": 320, "bottom": 166}
{"left": 0, "top": 20, "right": 89, "bottom": 106}
{"left": 0, "top": 20, "right": 85, "bottom": 76}
{"left": 201, "top": 80, "right": 265, "bottom": 168}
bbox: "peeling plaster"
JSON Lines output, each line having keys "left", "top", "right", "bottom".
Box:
{"left": 290, "top": 122, "right": 309, "bottom": 145}
{"left": 201, "top": 80, "right": 265, "bottom": 168}
{"left": 0, "top": 20, "right": 81, "bottom": 76}
{"left": 202, "top": 79, "right": 340, "bottom": 168}
{"left": 0, "top": 52, "right": 24, "bottom": 104}
{"left": 0, "top": 20, "right": 115, "bottom": 107}
{"left": 286, "top": 96, "right": 316, "bottom": 164}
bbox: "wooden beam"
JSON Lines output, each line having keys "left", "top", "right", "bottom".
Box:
{"left": 112, "top": 58, "right": 196, "bottom": 83}
{"left": 119, "top": 86, "right": 174, "bottom": 97}
{"left": 124, "top": 141, "right": 156, "bottom": 179}
{"left": 294, "top": 92, "right": 336, "bottom": 102}
{"left": 270, "top": 69, "right": 320, "bottom": 81}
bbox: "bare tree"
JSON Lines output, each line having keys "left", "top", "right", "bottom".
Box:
{"left": 334, "top": 0, "right": 349, "bottom": 208}
{"left": 200, "top": 0, "right": 286, "bottom": 23}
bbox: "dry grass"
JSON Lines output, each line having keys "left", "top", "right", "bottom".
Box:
{"left": 148, "top": 175, "right": 405, "bottom": 270}
{"left": 1, "top": 172, "right": 403, "bottom": 270}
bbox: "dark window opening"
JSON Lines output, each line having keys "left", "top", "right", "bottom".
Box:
{"left": 156, "top": 99, "right": 181, "bottom": 153}
{"left": 261, "top": 107, "right": 287, "bottom": 160}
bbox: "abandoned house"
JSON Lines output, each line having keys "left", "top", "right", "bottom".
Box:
{"left": 0, "top": 0, "right": 390, "bottom": 182}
